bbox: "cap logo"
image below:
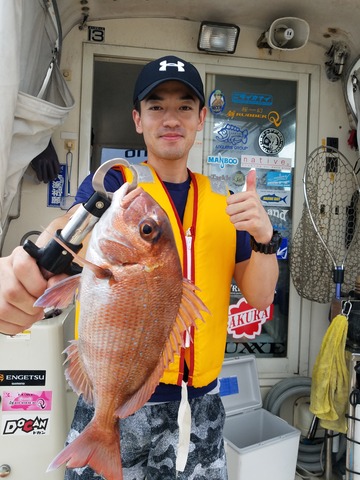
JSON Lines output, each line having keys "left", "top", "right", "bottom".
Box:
{"left": 159, "top": 60, "right": 185, "bottom": 72}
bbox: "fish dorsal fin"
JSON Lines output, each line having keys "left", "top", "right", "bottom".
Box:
{"left": 64, "top": 340, "right": 94, "bottom": 405}
{"left": 34, "top": 274, "right": 82, "bottom": 309}
{"left": 115, "top": 279, "right": 208, "bottom": 419}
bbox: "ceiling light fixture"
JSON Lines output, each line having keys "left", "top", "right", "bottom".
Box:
{"left": 197, "top": 21, "right": 240, "bottom": 54}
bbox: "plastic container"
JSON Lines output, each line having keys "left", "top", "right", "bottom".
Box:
{"left": 219, "top": 355, "right": 300, "bottom": 480}
{"left": 0, "top": 307, "right": 74, "bottom": 480}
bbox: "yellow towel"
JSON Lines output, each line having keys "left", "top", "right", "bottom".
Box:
{"left": 309, "top": 314, "right": 349, "bottom": 433}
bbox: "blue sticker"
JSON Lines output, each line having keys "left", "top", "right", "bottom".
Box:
{"left": 207, "top": 154, "right": 239, "bottom": 169}
{"left": 47, "top": 164, "right": 66, "bottom": 208}
{"left": 209, "top": 89, "right": 226, "bottom": 115}
{"left": 219, "top": 376, "right": 240, "bottom": 397}
{"left": 215, "top": 123, "right": 248, "bottom": 148}
{"left": 276, "top": 237, "right": 288, "bottom": 260}
{"left": 260, "top": 192, "right": 289, "bottom": 205}
{"left": 266, "top": 171, "right": 292, "bottom": 188}
{"left": 231, "top": 92, "right": 273, "bottom": 106}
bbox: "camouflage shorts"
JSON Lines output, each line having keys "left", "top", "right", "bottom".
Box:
{"left": 63, "top": 393, "right": 228, "bottom": 480}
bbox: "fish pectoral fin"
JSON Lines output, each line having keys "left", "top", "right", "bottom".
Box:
{"left": 163, "top": 279, "right": 209, "bottom": 366}
{"left": 179, "top": 279, "right": 209, "bottom": 326}
{"left": 34, "top": 274, "right": 82, "bottom": 309}
{"left": 115, "top": 361, "right": 164, "bottom": 419}
{"left": 161, "top": 279, "right": 209, "bottom": 368}
{"left": 64, "top": 340, "right": 94, "bottom": 404}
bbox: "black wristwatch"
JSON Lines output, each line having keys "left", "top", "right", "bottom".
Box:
{"left": 250, "top": 230, "right": 282, "bottom": 255}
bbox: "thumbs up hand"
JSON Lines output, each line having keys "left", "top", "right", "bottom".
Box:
{"left": 226, "top": 168, "right": 273, "bottom": 244}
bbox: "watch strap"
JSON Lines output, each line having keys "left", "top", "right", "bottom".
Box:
{"left": 250, "top": 230, "right": 282, "bottom": 255}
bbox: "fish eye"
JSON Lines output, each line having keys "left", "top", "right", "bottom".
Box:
{"left": 141, "top": 223, "right": 153, "bottom": 235}
{"left": 139, "top": 218, "right": 161, "bottom": 242}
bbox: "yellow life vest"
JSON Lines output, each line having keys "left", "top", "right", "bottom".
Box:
{"left": 122, "top": 163, "right": 236, "bottom": 387}
{"left": 75, "top": 163, "right": 236, "bottom": 387}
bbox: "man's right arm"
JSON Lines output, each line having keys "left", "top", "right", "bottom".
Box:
{"left": 0, "top": 205, "right": 80, "bottom": 336}
{"left": 0, "top": 167, "right": 124, "bottom": 336}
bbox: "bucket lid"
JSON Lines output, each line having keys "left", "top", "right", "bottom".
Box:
{"left": 219, "top": 355, "right": 262, "bottom": 415}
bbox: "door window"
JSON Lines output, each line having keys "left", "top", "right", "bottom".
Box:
{"left": 204, "top": 74, "right": 296, "bottom": 362}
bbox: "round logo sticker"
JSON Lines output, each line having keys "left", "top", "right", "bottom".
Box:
{"left": 258, "top": 128, "right": 284, "bottom": 154}
{"left": 209, "top": 89, "right": 226, "bottom": 115}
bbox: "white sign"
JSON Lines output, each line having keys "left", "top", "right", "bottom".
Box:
{"left": 241, "top": 155, "right": 292, "bottom": 170}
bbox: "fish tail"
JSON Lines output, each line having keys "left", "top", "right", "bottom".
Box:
{"left": 47, "top": 419, "right": 122, "bottom": 480}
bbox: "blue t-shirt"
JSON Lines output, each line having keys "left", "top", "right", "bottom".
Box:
{"left": 74, "top": 169, "right": 251, "bottom": 401}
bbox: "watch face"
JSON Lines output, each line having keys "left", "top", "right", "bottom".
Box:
{"left": 258, "top": 128, "right": 284, "bottom": 154}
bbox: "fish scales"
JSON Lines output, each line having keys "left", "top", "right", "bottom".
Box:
{"left": 34, "top": 182, "right": 207, "bottom": 480}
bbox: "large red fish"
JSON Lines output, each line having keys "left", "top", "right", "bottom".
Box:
{"left": 35, "top": 182, "right": 207, "bottom": 480}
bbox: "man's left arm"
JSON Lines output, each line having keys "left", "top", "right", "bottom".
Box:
{"left": 233, "top": 254, "right": 278, "bottom": 311}
{"left": 226, "top": 169, "right": 279, "bottom": 311}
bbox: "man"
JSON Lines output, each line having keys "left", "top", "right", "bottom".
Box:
{"left": 0, "top": 56, "right": 279, "bottom": 479}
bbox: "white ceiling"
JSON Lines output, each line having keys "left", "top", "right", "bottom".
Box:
{"left": 56, "top": 0, "right": 360, "bottom": 54}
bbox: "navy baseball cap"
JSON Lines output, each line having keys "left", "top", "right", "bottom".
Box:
{"left": 133, "top": 56, "right": 205, "bottom": 105}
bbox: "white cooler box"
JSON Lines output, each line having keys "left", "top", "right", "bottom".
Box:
{"left": 219, "top": 355, "right": 300, "bottom": 480}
